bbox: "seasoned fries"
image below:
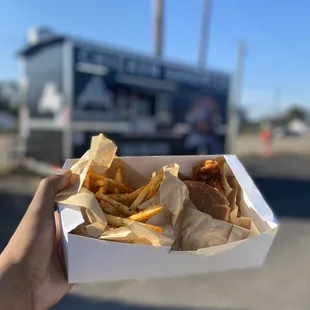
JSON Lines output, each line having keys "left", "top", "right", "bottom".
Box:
{"left": 114, "top": 167, "right": 123, "bottom": 194}
{"left": 108, "top": 185, "right": 146, "bottom": 205}
{"left": 145, "top": 184, "right": 160, "bottom": 201}
{"left": 79, "top": 157, "right": 165, "bottom": 242}
{"left": 96, "top": 192, "right": 134, "bottom": 216}
{"left": 129, "top": 172, "right": 164, "bottom": 212}
{"left": 99, "top": 180, "right": 109, "bottom": 194}
{"left": 95, "top": 177, "right": 133, "bottom": 193}
{"left": 83, "top": 175, "right": 90, "bottom": 190}
{"left": 99, "top": 200, "right": 123, "bottom": 217}
{"left": 129, "top": 205, "right": 163, "bottom": 222}
{"left": 104, "top": 213, "right": 163, "bottom": 234}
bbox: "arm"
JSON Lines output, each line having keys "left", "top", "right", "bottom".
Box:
{"left": 0, "top": 170, "right": 72, "bottom": 310}
{"left": 0, "top": 256, "right": 31, "bottom": 310}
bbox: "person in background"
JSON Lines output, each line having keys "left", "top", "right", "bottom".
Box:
{"left": 185, "top": 98, "right": 222, "bottom": 155}
{"left": 260, "top": 122, "right": 273, "bottom": 156}
{"left": 0, "top": 170, "right": 73, "bottom": 310}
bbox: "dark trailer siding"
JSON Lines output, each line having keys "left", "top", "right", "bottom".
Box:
{"left": 19, "top": 35, "right": 232, "bottom": 161}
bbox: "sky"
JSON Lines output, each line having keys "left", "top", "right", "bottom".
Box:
{"left": 1, "top": 0, "right": 310, "bottom": 119}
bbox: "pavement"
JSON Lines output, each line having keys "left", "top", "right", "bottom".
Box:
{"left": 56, "top": 218, "right": 310, "bottom": 310}
{"left": 1, "top": 159, "right": 310, "bottom": 310}
{"left": 242, "top": 155, "right": 310, "bottom": 181}
{"left": 235, "top": 133, "right": 310, "bottom": 157}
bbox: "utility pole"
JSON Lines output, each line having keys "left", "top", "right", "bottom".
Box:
{"left": 227, "top": 40, "right": 246, "bottom": 154}
{"left": 273, "top": 87, "right": 282, "bottom": 116}
{"left": 153, "top": 0, "right": 163, "bottom": 58}
{"left": 198, "top": 0, "right": 212, "bottom": 68}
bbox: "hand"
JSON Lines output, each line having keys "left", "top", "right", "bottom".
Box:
{"left": 0, "top": 170, "right": 73, "bottom": 310}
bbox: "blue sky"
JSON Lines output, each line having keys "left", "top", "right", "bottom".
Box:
{"left": 1, "top": 0, "right": 310, "bottom": 118}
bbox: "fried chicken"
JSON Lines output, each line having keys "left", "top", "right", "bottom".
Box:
{"left": 192, "top": 160, "right": 224, "bottom": 193}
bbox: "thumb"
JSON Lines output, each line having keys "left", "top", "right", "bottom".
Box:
{"left": 28, "top": 169, "right": 72, "bottom": 219}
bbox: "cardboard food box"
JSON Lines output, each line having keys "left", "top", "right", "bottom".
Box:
{"left": 58, "top": 153, "right": 278, "bottom": 284}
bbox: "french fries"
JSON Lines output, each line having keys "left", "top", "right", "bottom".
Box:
{"left": 114, "top": 167, "right": 122, "bottom": 194}
{"left": 129, "top": 172, "right": 163, "bottom": 212}
{"left": 99, "top": 200, "right": 123, "bottom": 217}
{"left": 104, "top": 213, "right": 163, "bottom": 234}
{"left": 83, "top": 175, "right": 90, "bottom": 190}
{"left": 144, "top": 184, "right": 160, "bottom": 201}
{"left": 108, "top": 185, "right": 146, "bottom": 206}
{"left": 129, "top": 205, "right": 163, "bottom": 222}
{"left": 99, "top": 179, "right": 109, "bottom": 194}
{"left": 82, "top": 162, "right": 165, "bottom": 241}
{"left": 96, "top": 192, "right": 135, "bottom": 216}
{"left": 95, "top": 177, "right": 133, "bottom": 193}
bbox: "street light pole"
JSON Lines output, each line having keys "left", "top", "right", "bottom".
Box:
{"left": 153, "top": 0, "right": 163, "bottom": 58}
{"left": 198, "top": 0, "right": 212, "bottom": 68}
{"left": 273, "top": 87, "right": 282, "bottom": 116}
{"left": 227, "top": 40, "right": 246, "bottom": 154}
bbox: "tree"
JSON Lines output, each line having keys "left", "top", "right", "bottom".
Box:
{"left": 235, "top": 106, "right": 260, "bottom": 133}
{"left": 0, "top": 92, "right": 9, "bottom": 110}
{"left": 235, "top": 106, "right": 249, "bottom": 125}
{"left": 0, "top": 82, "right": 20, "bottom": 115}
{"left": 283, "top": 105, "right": 307, "bottom": 123}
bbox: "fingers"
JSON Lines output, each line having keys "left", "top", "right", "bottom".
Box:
{"left": 54, "top": 212, "right": 66, "bottom": 268}
{"left": 28, "top": 170, "right": 72, "bottom": 220}
{"left": 54, "top": 211, "right": 62, "bottom": 245}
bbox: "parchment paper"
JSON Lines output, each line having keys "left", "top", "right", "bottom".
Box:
{"left": 173, "top": 201, "right": 251, "bottom": 251}
{"left": 218, "top": 158, "right": 260, "bottom": 236}
{"left": 56, "top": 134, "right": 118, "bottom": 231}
{"left": 216, "top": 156, "right": 237, "bottom": 211}
{"left": 56, "top": 133, "right": 259, "bottom": 249}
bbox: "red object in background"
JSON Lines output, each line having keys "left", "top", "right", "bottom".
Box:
{"left": 260, "top": 129, "right": 272, "bottom": 155}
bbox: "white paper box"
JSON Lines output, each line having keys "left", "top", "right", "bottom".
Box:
{"left": 58, "top": 155, "right": 278, "bottom": 284}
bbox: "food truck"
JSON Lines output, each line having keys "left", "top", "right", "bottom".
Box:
{"left": 18, "top": 28, "right": 231, "bottom": 165}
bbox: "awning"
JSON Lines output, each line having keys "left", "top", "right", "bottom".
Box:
{"left": 115, "top": 74, "right": 179, "bottom": 92}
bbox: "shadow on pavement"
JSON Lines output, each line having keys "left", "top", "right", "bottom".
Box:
{"left": 0, "top": 194, "right": 31, "bottom": 251}
{"left": 53, "top": 295, "right": 246, "bottom": 310}
{"left": 254, "top": 177, "right": 310, "bottom": 218}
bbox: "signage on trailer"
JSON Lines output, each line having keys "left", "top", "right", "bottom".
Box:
{"left": 73, "top": 45, "right": 230, "bottom": 92}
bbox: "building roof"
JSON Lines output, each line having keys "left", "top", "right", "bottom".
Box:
{"left": 18, "top": 36, "right": 67, "bottom": 57}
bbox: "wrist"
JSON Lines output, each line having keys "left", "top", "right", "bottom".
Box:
{"left": 0, "top": 255, "right": 32, "bottom": 310}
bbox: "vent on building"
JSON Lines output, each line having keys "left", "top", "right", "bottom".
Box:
{"left": 27, "top": 27, "right": 56, "bottom": 45}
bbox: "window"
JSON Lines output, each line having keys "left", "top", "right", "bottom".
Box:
{"left": 156, "top": 94, "right": 172, "bottom": 123}
{"left": 116, "top": 88, "right": 129, "bottom": 120}
{"left": 135, "top": 93, "right": 155, "bottom": 117}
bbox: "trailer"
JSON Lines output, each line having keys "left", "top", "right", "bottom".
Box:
{"left": 18, "top": 29, "right": 231, "bottom": 165}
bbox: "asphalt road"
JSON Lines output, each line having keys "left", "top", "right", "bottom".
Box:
{"left": 236, "top": 133, "right": 310, "bottom": 157}
{"left": 242, "top": 155, "right": 310, "bottom": 181}
{"left": 1, "top": 175, "right": 310, "bottom": 310}
{"left": 57, "top": 218, "right": 310, "bottom": 310}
